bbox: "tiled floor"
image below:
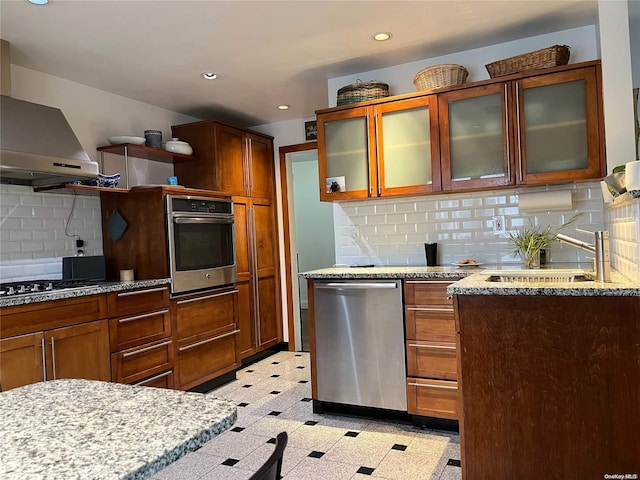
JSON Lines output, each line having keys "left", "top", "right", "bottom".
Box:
{"left": 151, "top": 351, "right": 461, "bottom": 480}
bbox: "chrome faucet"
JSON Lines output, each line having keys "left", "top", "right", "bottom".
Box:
{"left": 556, "top": 229, "right": 611, "bottom": 282}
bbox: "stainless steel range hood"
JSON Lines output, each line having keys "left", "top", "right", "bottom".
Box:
{"left": 0, "top": 40, "right": 99, "bottom": 187}
{"left": 1, "top": 95, "right": 99, "bottom": 187}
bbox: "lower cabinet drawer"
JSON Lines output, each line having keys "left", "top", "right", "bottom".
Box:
{"left": 111, "top": 338, "right": 174, "bottom": 384}
{"left": 109, "top": 309, "right": 171, "bottom": 352}
{"left": 405, "top": 307, "right": 455, "bottom": 342}
{"left": 406, "top": 341, "right": 457, "bottom": 380}
{"left": 132, "top": 370, "right": 175, "bottom": 389}
{"left": 407, "top": 378, "right": 459, "bottom": 420}
{"left": 175, "top": 329, "right": 240, "bottom": 390}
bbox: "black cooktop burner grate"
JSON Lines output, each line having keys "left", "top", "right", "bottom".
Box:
{"left": 0, "top": 279, "right": 102, "bottom": 296}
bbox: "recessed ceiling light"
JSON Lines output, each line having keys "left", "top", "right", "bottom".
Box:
{"left": 28, "top": 0, "right": 50, "bottom": 4}
{"left": 278, "top": 105, "right": 290, "bottom": 110}
{"left": 201, "top": 72, "right": 218, "bottom": 80}
{"left": 372, "top": 32, "right": 392, "bottom": 42}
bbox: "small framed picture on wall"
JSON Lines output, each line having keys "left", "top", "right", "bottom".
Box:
{"left": 305, "top": 120, "right": 317, "bottom": 141}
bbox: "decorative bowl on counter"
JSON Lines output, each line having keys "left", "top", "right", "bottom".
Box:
{"left": 163, "top": 138, "right": 193, "bottom": 155}
{"left": 107, "top": 136, "right": 146, "bottom": 145}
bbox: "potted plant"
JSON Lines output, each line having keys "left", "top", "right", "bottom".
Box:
{"left": 508, "top": 213, "right": 583, "bottom": 268}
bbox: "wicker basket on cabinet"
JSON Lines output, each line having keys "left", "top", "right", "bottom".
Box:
{"left": 485, "top": 45, "right": 571, "bottom": 78}
{"left": 336, "top": 81, "right": 390, "bottom": 106}
{"left": 413, "top": 64, "right": 469, "bottom": 91}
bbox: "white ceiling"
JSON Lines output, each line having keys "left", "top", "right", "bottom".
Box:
{"left": 1, "top": 0, "right": 599, "bottom": 127}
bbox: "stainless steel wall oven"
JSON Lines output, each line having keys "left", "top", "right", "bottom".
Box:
{"left": 166, "top": 194, "right": 236, "bottom": 294}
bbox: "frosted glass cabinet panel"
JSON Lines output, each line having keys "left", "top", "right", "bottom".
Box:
{"left": 517, "top": 67, "right": 603, "bottom": 184}
{"left": 439, "top": 83, "right": 512, "bottom": 191}
{"left": 376, "top": 96, "right": 441, "bottom": 196}
{"left": 317, "top": 106, "right": 373, "bottom": 200}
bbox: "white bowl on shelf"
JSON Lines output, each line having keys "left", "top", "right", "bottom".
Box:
{"left": 163, "top": 138, "right": 193, "bottom": 155}
{"left": 108, "top": 136, "right": 146, "bottom": 145}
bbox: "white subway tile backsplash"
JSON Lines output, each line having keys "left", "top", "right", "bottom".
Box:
{"left": 334, "top": 181, "right": 608, "bottom": 267}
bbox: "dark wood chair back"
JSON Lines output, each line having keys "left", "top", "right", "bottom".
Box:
{"left": 248, "top": 431, "right": 288, "bottom": 480}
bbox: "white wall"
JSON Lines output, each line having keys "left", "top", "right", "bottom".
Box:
{"left": 0, "top": 66, "right": 201, "bottom": 281}
{"left": 292, "top": 157, "right": 335, "bottom": 308}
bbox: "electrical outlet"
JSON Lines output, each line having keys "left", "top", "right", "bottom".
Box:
{"left": 492, "top": 215, "right": 506, "bottom": 235}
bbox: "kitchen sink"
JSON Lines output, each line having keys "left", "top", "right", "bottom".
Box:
{"left": 485, "top": 269, "right": 594, "bottom": 283}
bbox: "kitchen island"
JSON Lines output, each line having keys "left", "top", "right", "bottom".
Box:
{"left": 0, "top": 379, "right": 237, "bottom": 479}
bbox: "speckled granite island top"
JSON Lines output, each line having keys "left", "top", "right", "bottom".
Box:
{"left": 0, "top": 379, "right": 237, "bottom": 480}
{"left": 0, "top": 278, "right": 171, "bottom": 308}
{"left": 448, "top": 270, "right": 640, "bottom": 296}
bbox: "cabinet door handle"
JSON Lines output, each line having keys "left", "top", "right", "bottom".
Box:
{"left": 118, "top": 309, "right": 169, "bottom": 324}
{"left": 133, "top": 370, "right": 172, "bottom": 386}
{"left": 122, "top": 340, "right": 172, "bottom": 358}
{"left": 117, "top": 287, "right": 168, "bottom": 297}
{"left": 250, "top": 208, "right": 261, "bottom": 346}
{"left": 408, "top": 382, "right": 457, "bottom": 390}
{"left": 504, "top": 83, "right": 511, "bottom": 181}
{"left": 175, "top": 289, "right": 238, "bottom": 305}
{"left": 406, "top": 307, "right": 452, "bottom": 312}
{"left": 41, "top": 337, "right": 47, "bottom": 382}
{"left": 515, "top": 82, "right": 523, "bottom": 182}
{"left": 50, "top": 337, "right": 57, "bottom": 380}
{"left": 178, "top": 329, "right": 240, "bottom": 352}
{"left": 408, "top": 343, "right": 456, "bottom": 350}
{"left": 375, "top": 110, "right": 381, "bottom": 196}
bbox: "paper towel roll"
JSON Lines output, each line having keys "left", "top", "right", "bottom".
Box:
{"left": 518, "top": 190, "right": 573, "bottom": 212}
{"left": 626, "top": 161, "right": 640, "bottom": 191}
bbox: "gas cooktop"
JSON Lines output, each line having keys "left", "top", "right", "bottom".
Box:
{"left": 0, "top": 279, "right": 103, "bottom": 297}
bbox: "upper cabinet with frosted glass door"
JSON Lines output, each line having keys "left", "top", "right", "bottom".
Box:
{"left": 316, "top": 96, "right": 440, "bottom": 201}
{"left": 438, "top": 83, "right": 514, "bottom": 191}
{"left": 515, "top": 65, "right": 604, "bottom": 185}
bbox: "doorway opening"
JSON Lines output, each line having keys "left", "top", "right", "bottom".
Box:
{"left": 279, "top": 142, "right": 335, "bottom": 352}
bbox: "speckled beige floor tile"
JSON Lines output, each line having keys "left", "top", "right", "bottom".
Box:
{"left": 438, "top": 465, "right": 463, "bottom": 480}
{"left": 372, "top": 448, "right": 446, "bottom": 479}
{"left": 283, "top": 457, "right": 360, "bottom": 480}
{"left": 407, "top": 431, "right": 453, "bottom": 453}
{"left": 316, "top": 413, "right": 372, "bottom": 431}
{"left": 149, "top": 451, "right": 220, "bottom": 479}
{"left": 287, "top": 424, "right": 349, "bottom": 452}
{"left": 235, "top": 442, "right": 309, "bottom": 476}
{"left": 350, "top": 474, "right": 394, "bottom": 480}
{"left": 240, "top": 414, "right": 304, "bottom": 438}
{"left": 323, "top": 433, "right": 395, "bottom": 466}
{"left": 197, "top": 430, "right": 268, "bottom": 459}
{"left": 199, "top": 464, "right": 254, "bottom": 480}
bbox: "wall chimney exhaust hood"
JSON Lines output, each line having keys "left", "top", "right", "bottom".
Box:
{"left": 0, "top": 39, "right": 99, "bottom": 188}
{"left": 0, "top": 95, "right": 99, "bottom": 187}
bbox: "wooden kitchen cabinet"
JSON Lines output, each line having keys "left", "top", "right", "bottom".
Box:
{"left": 234, "top": 196, "right": 282, "bottom": 358}
{"left": 316, "top": 95, "right": 441, "bottom": 201}
{"left": 316, "top": 61, "right": 605, "bottom": 200}
{"left": 172, "top": 287, "right": 240, "bottom": 390}
{"left": 0, "top": 295, "right": 110, "bottom": 391}
{"left": 108, "top": 286, "right": 174, "bottom": 387}
{"left": 404, "top": 279, "right": 460, "bottom": 420}
{"left": 455, "top": 294, "right": 640, "bottom": 479}
{"left": 172, "top": 120, "right": 275, "bottom": 199}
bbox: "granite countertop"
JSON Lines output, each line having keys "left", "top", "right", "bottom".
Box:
{"left": 448, "top": 269, "right": 640, "bottom": 296}
{"left": 299, "top": 266, "right": 475, "bottom": 279}
{"left": 0, "top": 278, "right": 171, "bottom": 308}
{"left": 0, "top": 379, "right": 237, "bottom": 480}
{"left": 300, "top": 266, "right": 640, "bottom": 296}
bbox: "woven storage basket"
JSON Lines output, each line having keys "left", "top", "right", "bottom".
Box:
{"left": 485, "top": 45, "right": 571, "bottom": 78}
{"left": 337, "top": 80, "right": 389, "bottom": 106}
{"left": 413, "top": 64, "right": 469, "bottom": 91}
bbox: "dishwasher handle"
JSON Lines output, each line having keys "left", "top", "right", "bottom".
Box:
{"left": 316, "top": 282, "right": 398, "bottom": 290}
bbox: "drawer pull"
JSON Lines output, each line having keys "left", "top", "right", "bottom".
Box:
{"left": 408, "top": 343, "right": 456, "bottom": 350}
{"left": 133, "top": 370, "right": 172, "bottom": 386}
{"left": 41, "top": 337, "right": 47, "bottom": 382}
{"left": 176, "top": 289, "right": 238, "bottom": 305}
{"left": 122, "top": 340, "right": 172, "bottom": 358}
{"left": 408, "top": 382, "right": 457, "bottom": 390}
{"left": 117, "top": 287, "right": 168, "bottom": 297}
{"left": 178, "top": 329, "right": 240, "bottom": 352}
{"left": 407, "top": 307, "right": 452, "bottom": 312}
{"left": 118, "top": 309, "right": 169, "bottom": 324}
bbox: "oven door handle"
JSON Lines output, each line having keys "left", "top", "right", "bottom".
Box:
{"left": 173, "top": 217, "right": 234, "bottom": 224}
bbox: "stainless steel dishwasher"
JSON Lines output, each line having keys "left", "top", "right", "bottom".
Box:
{"left": 313, "top": 279, "right": 407, "bottom": 412}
